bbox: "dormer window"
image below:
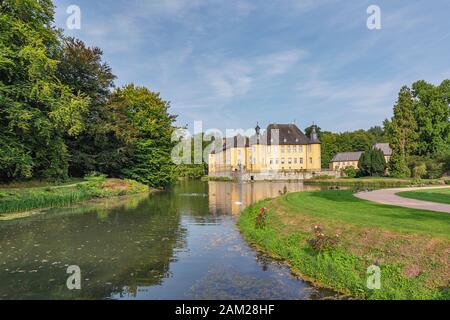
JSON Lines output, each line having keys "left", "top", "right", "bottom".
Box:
{"left": 283, "top": 138, "right": 287, "bottom": 143}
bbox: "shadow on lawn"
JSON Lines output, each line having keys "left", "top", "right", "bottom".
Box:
{"left": 306, "top": 190, "right": 361, "bottom": 203}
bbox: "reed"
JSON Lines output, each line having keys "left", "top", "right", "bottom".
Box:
{"left": 0, "top": 179, "right": 149, "bottom": 214}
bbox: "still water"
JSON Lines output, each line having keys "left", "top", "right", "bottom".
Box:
{"left": 0, "top": 181, "right": 337, "bottom": 300}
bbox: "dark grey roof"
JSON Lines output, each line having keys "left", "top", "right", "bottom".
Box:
{"left": 374, "top": 143, "right": 392, "bottom": 156}
{"left": 253, "top": 124, "right": 318, "bottom": 146}
{"left": 331, "top": 152, "right": 363, "bottom": 162}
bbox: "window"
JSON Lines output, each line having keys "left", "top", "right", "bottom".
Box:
{"left": 294, "top": 158, "right": 297, "bottom": 164}
{"left": 275, "top": 158, "right": 279, "bottom": 164}
{"left": 270, "top": 158, "right": 273, "bottom": 165}
{"left": 300, "top": 157, "right": 304, "bottom": 164}
{"left": 281, "top": 146, "right": 285, "bottom": 153}
{"left": 299, "top": 146, "right": 303, "bottom": 153}
{"left": 288, "top": 158, "right": 292, "bottom": 164}
{"left": 281, "top": 158, "right": 285, "bottom": 164}
{"left": 293, "top": 146, "right": 297, "bottom": 153}
{"left": 309, "top": 157, "right": 313, "bottom": 164}
{"left": 308, "top": 145, "right": 312, "bottom": 153}
{"left": 287, "top": 146, "right": 291, "bottom": 153}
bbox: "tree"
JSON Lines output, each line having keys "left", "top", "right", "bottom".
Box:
{"left": 367, "top": 126, "right": 386, "bottom": 144}
{"left": 56, "top": 37, "right": 129, "bottom": 177}
{"left": 0, "top": 0, "right": 89, "bottom": 181}
{"left": 358, "top": 151, "right": 370, "bottom": 176}
{"left": 113, "top": 85, "right": 177, "bottom": 188}
{"left": 385, "top": 86, "right": 418, "bottom": 177}
{"left": 358, "top": 148, "right": 386, "bottom": 177}
{"left": 411, "top": 80, "right": 450, "bottom": 157}
{"left": 370, "top": 147, "right": 387, "bottom": 176}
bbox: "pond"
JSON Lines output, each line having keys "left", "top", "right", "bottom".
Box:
{"left": 0, "top": 180, "right": 338, "bottom": 300}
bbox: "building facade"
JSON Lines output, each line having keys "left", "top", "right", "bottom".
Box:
{"left": 208, "top": 124, "right": 322, "bottom": 177}
{"left": 329, "top": 143, "right": 392, "bottom": 171}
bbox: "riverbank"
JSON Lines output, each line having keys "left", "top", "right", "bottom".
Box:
{"left": 398, "top": 188, "right": 450, "bottom": 205}
{"left": 304, "top": 177, "right": 445, "bottom": 188}
{"left": 0, "top": 178, "right": 150, "bottom": 217}
{"left": 237, "top": 189, "right": 450, "bottom": 300}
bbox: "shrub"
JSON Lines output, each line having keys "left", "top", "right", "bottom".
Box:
{"left": 412, "top": 163, "right": 427, "bottom": 179}
{"left": 307, "top": 225, "right": 340, "bottom": 252}
{"left": 343, "top": 166, "right": 357, "bottom": 178}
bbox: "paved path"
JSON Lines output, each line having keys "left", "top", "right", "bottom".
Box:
{"left": 355, "top": 186, "right": 450, "bottom": 213}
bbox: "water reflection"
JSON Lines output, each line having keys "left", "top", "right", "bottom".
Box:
{"left": 0, "top": 181, "right": 336, "bottom": 300}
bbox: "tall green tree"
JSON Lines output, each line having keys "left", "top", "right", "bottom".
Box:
{"left": 0, "top": 0, "right": 89, "bottom": 181}
{"left": 112, "top": 85, "right": 177, "bottom": 188}
{"left": 385, "top": 86, "right": 418, "bottom": 177}
{"left": 56, "top": 37, "right": 129, "bottom": 177}
{"left": 358, "top": 148, "right": 386, "bottom": 177}
{"left": 411, "top": 80, "right": 450, "bottom": 157}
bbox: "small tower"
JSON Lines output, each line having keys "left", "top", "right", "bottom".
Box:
{"left": 255, "top": 122, "right": 261, "bottom": 136}
{"left": 255, "top": 122, "right": 261, "bottom": 144}
{"left": 310, "top": 124, "right": 320, "bottom": 143}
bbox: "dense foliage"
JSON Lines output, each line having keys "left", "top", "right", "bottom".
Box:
{"left": 311, "top": 79, "right": 449, "bottom": 179}
{"left": 358, "top": 147, "right": 386, "bottom": 177}
{"left": 385, "top": 80, "right": 449, "bottom": 178}
{"left": 0, "top": 0, "right": 89, "bottom": 181}
{"left": 0, "top": 0, "right": 179, "bottom": 188}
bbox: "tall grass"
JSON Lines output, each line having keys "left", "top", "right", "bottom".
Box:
{"left": 0, "top": 179, "right": 149, "bottom": 214}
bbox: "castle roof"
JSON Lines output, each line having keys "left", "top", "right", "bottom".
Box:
{"left": 250, "top": 123, "right": 319, "bottom": 146}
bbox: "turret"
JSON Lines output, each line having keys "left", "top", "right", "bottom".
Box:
{"left": 309, "top": 124, "right": 320, "bottom": 143}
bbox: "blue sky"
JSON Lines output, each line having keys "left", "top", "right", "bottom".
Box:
{"left": 54, "top": 0, "right": 450, "bottom": 133}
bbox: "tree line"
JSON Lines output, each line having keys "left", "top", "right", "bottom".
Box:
{"left": 0, "top": 0, "right": 177, "bottom": 187}
{"left": 309, "top": 80, "right": 449, "bottom": 179}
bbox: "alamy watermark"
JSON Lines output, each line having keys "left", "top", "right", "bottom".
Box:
{"left": 66, "top": 5, "right": 81, "bottom": 30}
{"left": 367, "top": 5, "right": 382, "bottom": 30}
{"left": 367, "top": 265, "right": 381, "bottom": 290}
{"left": 66, "top": 265, "right": 81, "bottom": 290}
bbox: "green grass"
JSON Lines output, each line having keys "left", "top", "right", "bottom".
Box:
{"left": 238, "top": 190, "right": 450, "bottom": 300}
{"left": 0, "top": 179, "right": 149, "bottom": 215}
{"left": 283, "top": 190, "right": 450, "bottom": 236}
{"left": 304, "top": 177, "right": 443, "bottom": 188}
{"left": 397, "top": 188, "right": 450, "bottom": 205}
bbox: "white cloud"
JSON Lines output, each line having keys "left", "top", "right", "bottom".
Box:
{"left": 206, "top": 61, "right": 253, "bottom": 98}
{"left": 257, "top": 49, "right": 307, "bottom": 76}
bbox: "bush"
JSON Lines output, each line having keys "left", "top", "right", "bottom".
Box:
{"left": 412, "top": 163, "right": 427, "bottom": 179}
{"left": 307, "top": 225, "right": 340, "bottom": 252}
{"left": 343, "top": 166, "right": 357, "bottom": 178}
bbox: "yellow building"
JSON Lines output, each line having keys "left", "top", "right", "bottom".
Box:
{"left": 208, "top": 124, "right": 322, "bottom": 176}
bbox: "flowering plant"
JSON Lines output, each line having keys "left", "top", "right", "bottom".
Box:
{"left": 255, "top": 207, "right": 268, "bottom": 229}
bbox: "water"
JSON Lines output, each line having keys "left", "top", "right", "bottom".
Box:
{"left": 0, "top": 181, "right": 337, "bottom": 300}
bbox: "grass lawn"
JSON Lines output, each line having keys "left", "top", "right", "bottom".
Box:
{"left": 238, "top": 190, "right": 450, "bottom": 300}
{"left": 0, "top": 178, "right": 150, "bottom": 216}
{"left": 397, "top": 188, "right": 450, "bottom": 205}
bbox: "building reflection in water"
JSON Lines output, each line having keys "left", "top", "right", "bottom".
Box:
{"left": 208, "top": 181, "right": 320, "bottom": 215}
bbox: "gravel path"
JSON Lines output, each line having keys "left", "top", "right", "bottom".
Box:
{"left": 355, "top": 186, "right": 450, "bottom": 213}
